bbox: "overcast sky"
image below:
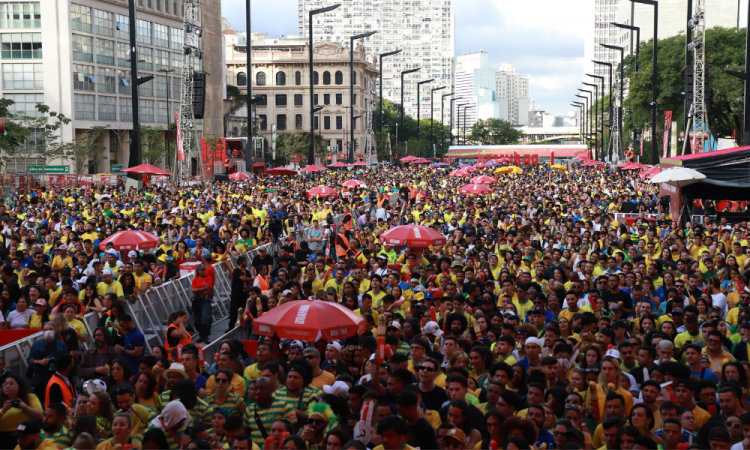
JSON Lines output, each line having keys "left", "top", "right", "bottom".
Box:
{"left": 221, "top": 0, "right": 593, "bottom": 117}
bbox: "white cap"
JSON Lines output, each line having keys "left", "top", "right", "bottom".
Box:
{"left": 423, "top": 321, "right": 443, "bottom": 337}
{"left": 58, "top": 244, "right": 67, "bottom": 250}
{"left": 128, "top": 250, "right": 138, "bottom": 258}
{"left": 85, "top": 379, "right": 107, "bottom": 395}
{"left": 106, "top": 249, "right": 118, "bottom": 256}
{"left": 606, "top": 348, "right": 621, "bottom": 359}
{"left": 327, "top": 342, "right": 342, "bottom": 353}
{"left": 282, "top": 289, "right": 294, "bottom": 297}
{"left": 387, "top": 321, "right": 401, "bottom": 330}
{"left": 102, "top": 269, "right": 113, "bottom": 276}
{"left": 525, "top": 337, "right": 543, "bottom": 348}
{"left": 322, "top": 380, "right": 349, "bottom": 398}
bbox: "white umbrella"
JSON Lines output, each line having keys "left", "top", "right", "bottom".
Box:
{"left": 649, "top": 167, "right": 706, "bottom": 188}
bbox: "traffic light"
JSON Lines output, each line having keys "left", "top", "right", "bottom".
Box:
{"left": 193, "top": 72, "right": 206, "bottom": 119}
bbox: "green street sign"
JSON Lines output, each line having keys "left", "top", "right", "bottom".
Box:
{"left": 111, "top": 164, "right": 124, "bottom": 173}
{"left": 29, "top": 165, "right": 69, "bottom": 174}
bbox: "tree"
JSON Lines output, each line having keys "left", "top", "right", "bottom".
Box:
{"left": 468, "top": 118, "right": 523, "bottom": 145}
{"left": 227, "top": 85, "right": 242, "bottom": 100}
{"left": 139, "top": 126, "right": 170, "bottom": 165}
{"left": 58, "top": 126, "right": 108, "bottom": 186}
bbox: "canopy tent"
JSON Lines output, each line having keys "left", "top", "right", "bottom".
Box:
{"left": 661, "top": 147, "right": 750, "bottom": 200}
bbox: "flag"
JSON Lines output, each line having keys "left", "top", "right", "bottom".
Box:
{"left": 174, "top": 111, "right": 185, "bottom": 161}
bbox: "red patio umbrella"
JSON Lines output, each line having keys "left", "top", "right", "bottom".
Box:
{"left": 582, "top": 160, "right": 605, "bottom": 166}
{"left": 622, "top": 162, "right": 650, "bottom": 170}
{"left": 228, "top": 172, "right": 250, "bottom": 179}
{"left": 449, "top": 169, "right": 470, "bottom": 177}
{"left": 328, "top": 161, "right": 348, "bottom": 168}
{"left": 342, "top": 180, "right": 367, "bottom": 188}
{"left": 266, "top": 168, "right": 298, "bottom": 175}
{"left": 470, "top": 175, "right": 497, "bottom": 184}
{"left": 380, "top": 225, "right": 447, "bottom": 248}
{"left": 639, "top": 166, "right": 661, "bottom": 179}
{"left": 253, "top": 300, "right": 366, "bottom": 341}
{"left": 350, "top": 161, "right": 368, "bottom": 166}
{"left": 412, "top": 158, "right": 431, "bottom": 164}
{"left": 473, "top": 162, "right": 487, "bottom": 169}
{"left": 298, "top": 164, "right": 328, "bottom": 172}
{"left": 460, "top": 184, "right": 493, "bottom": 195}
{"left": 400, "top": 155, "right": 418, "bottom": 162}
{"left": 98, "top": 230, "right": 160, "bottom": 251}
{"left": 119, "top": 163, "right": 172, "bottom": 176}
{"left": 306, "top": 186, "right": 338, "bottom": 198}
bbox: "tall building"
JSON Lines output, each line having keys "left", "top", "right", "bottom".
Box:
{"left": 1, "top": 0, "right": 223, "bottom": 174}
{"left": 495, "top": 63, "right": 529, "bottom": 126}
{"left": 297, "top": 0, "right": 455, "bottom": 130}
{"left": 582, "top": 0, "right": 620, "bottom": 100}
{"left": 453, "top": 51, "right": 498, "bottom": 134}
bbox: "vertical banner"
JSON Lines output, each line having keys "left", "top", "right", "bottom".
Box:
{"left": 174, "top": 111, "right": 185, "bottom": 161}
{"left": 550, "top": 151, "right": 554, "bottom": 165}
{"left": 663, "top": 111, "right": 673, "bottom": 158}
{"left": 670, "top": 121, "right": 678, "bottom": 155}
{"left": 640, "top": 129, "right": 644, "bottom": 156}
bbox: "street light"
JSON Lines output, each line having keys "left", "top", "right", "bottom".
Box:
{"left": 400, "top": 68, "right": 420, "bottom": 144}
{"left": 449, "top": 97, "right": 457, "bottom": 147}
{"left": 600, "top": 43, "right": 625, "bottom": 160}
{"left": 350, "top": 30, "right": 377, "bottom": 163}
{"left": 583, "top": 82, "right": 599, "bottom": 158}
{"left": 611, "top": 22, "right": 640, "bottom": 72}
{"left": 572, "top": 102, "right": 585, "bottom": 144}
{"left": 313, "top": 105, "right": 324, "bottom": 156}
{"left": 429, "top": 86, "right": 446, "bottom": 158}
{"left": 461, "top": 104, "right": 474, "bottom": 145}
{"left": 629, "top": 0, "right": 659, "bottom": 164}
{"left": 586, "top": 74, "right": 606, "bottom": 159}
{"left": 246, "top": 0, "right": 253, "bottom": 169}
{"left": 378, "top": 49, "right": 402, "bottom": 133}
{"left": 572, "top": 101, "right": 588, "bottom": 145}
{"left": 575, "top": 94, "right": 591, "bottom": 149}
{"left": 158, "top": 68, "right": 175, "bottom": 169}
{"left": 308, "top": 3, "right": 341, "bottom": 165}
{"left": 416, "top": 79, "right": 434, "bottom": 155}
{"left": 441, "top": 91, "right": 454, "bottom": 156}
{"left": 455, "top": 103, "right": 467, "bottom": 145}
{"left": 578, "top": 89, "right": 594, "bottom": 157}
{"left": 592, "top": 61, "right": 613, "bottom": 157}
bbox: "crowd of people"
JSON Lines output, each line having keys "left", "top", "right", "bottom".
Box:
{"left": 0, "top": 160, "right": 750, "bottom": 450}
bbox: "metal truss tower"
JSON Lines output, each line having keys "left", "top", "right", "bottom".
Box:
{"left": 177, "top": 0, "right": 204, "bottom": 183}
{"left": 689, "top": 0, "right": 708, "bottom": 152}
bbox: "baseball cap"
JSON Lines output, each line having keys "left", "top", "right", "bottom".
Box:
{"left": 282, "top": 289, "right": 294, "bottom": 297}
{"left": 525, "top": 337, "right": 542, "bottom": 348}
{"left": 387, "top": 321, "right": 401, "bottom": 330}
{"left": 58, "top": 244, "right": 67, "bottom": 250}
{"left": 322, "top": 380, "right": 349, "bottom": 398}
{"left": 529, "top": 307, "right": 546, "bottom": 316}
{"left": 361, "top": 336, "right": 377, "bottom": 352}
{"left": 327, "top": 342, "right": 341, "bottom": 353}
{"left": 101, "top": 269, "right": 113, "bottom": 276}
{"left": 128, "top": 250, "right": 138, "bottom": 258}
{"left": 12, "top": 421, "right": 41, "bottom": 439}
{"left": 709, "top": 428, "right": 731, "bottom": 443}
{"left": 444, "top": 428, "right": 466, "bottom": 443}
{"left": 320, "top": 359, "right": 336, "bottom": 370}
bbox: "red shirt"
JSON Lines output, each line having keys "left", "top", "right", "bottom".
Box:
{"left": 204, "top": 265, "right": 216, "bottom": 288}
{"left": 192, "top": 275, "right": 211, "bottom": 292}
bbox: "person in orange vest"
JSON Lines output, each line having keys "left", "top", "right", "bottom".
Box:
{"left": 334, "top": 231, "right": 356, "bottom": 261}
{"left": 341, "top": 211, "right": 353, "bottom": 240}
{"left": 45, "top": 353, "right": 75, "bottom": 408}
{"left": 165, "top": 310, "right": 192, "bottom": 360}
{"left": 253, "top": 264, "right": 271, "bottom": 290}
{"left": 191, "top": 264, "right": 213, "bottom": 344}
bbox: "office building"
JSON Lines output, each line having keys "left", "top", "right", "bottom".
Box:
{"left": 495, "top": 63, "right": 529, "bottom": 126}
{"left": 453, "top": 51, "right": 499, "bottom": 134}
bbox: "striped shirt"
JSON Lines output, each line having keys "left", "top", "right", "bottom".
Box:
{"left": 133, "top": 422, "right": 185, "bottom": 450}
{"left": 242, "top": 399, "right": 297, "bottom": 445}
{"left": 205, "top": 392, "right": 245, "bottom": 417}
{"left": 41, "top": 426, "right": 72, "bottom": 448}
{"left": 159, "top": 391, "right": 214, "bottom": 428}
{"left": 272, "top": 385, "right": 322, "bottom": 411}
{"left": 115, "top": 404, "right": 158, "bottom": 438}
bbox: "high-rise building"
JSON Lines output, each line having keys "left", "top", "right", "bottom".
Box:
{"left": 582, "top": 0, "right": 620, "bottom": 100}
{"left": 297, "top": 0, "right": 455, "bottom": 130}
{"left": 495, "top": 63, "right": 529, "bottom": 126}
{"left": 454, "top": 51, "right": 498, "bottom": 134}
{"left": 0, "top": 0, "right": 223, "bottom": 174}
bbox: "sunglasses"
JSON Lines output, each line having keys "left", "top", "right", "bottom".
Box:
{"left": 216, "top": 378, "right": 229, "bottom": 384}
{"left": 725, "top": 421, "right": 741, "bottom": 429}
{"left": 442, "top": 440, "right": 462, "bottom": 449}
{"left": 418, "top": 366, "right": 436, "bottom": 372}
{"left": 304, "top": 355, "right": 318, "bottom": 360}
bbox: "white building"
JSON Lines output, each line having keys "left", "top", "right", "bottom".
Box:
{"left": 453, "top": 51, "right": 498, "bottom": 135}
{"left": 581, "top": 0, "right": 620, "bottom": 101}
{"left": 528, "top": 108, "right": 578, "bottom": 128}
{"left": 495, "top": 63, "right": 529, "bottom": 126}
{"left": 297, "top": 0, "right": 455, "bottom": 129}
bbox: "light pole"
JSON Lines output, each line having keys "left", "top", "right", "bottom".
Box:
{"left": 158, "top": 68, "right": 175, "bottom": 169}
{"left": 441, "top": 91, "right": 454, "bottom": 156}
{"left": 308, "top": 3, "right": 341, "bottom": 165}
{"left": 600, "top": 43, "right": 625, "bottom": 160}
{"left": 593, "top": 61, "right": 613, "bottom": 158}
{"left": 429, "top": 86, "right": 446, "bottom": 158}
{"left": 578, "top": 89, "right": 595, "bottom": 157}
{"left": 400, "top": 68, "right": 420, "bottom": 144}
{"left": 350, "top": 31, "right": 377, "bottom": 163}
{"left": 611, "top": 22, "right": 640, "bottom": 72}
{"left": 455, "top": 104, "right": 466, "bottom": 145}
{"left": 575, "top": 95, "right": 591, "bottom": 150}
{"left": 629, "top": 0, "right": 659, "bottom": 164}
{"left": 572, "top": 103, "right": 584, "bottom": 144}
{"left": 587, "top": 74, "right": 606, "bottom": 159}
{"left": 416, "top": 79, "right": 434, "bottom": 155}
{"left": 449, "top": 97, "right": 457, "bottom": 147}
{"left": 246, "top": 0, "right": 252, "bottom": 169}
{"left": 378, "top": 49, "right": 401, "bottom": 133}
{"left": 583, "top": 82, "right": 599, "bottom": 158}
{"left": 313, "top": 105, "right": 324, "bottom": 160}
{"left": 462, "top": 105, "right": 475, "bottom": 145}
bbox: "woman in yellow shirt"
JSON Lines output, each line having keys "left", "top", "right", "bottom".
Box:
{"left": 96, "top": 414, "right": 133, "bottom": 450}
{"left": 0, "top": 374, "right": 44, "bottom": 434}
{"left": 28, "top": 298, "right": 50, "bottom": 330}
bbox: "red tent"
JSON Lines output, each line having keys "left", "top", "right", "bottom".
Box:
{"left": 266, "top": 168, "right": 298, "bottom": 175}
{"left": 119, "top": 164, "right": 172, "bottom": 176}
{"left": 299, "top": 165, "right": 328, "bottom": 172}
{"left": 306, "top": 186, "right": 338, "bottom": 198}
{"left": 328, "top": 161, "right": 348, "bottom": 168}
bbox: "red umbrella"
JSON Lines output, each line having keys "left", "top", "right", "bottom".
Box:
{"left": 328, "top": 161, "right": 348, "bottom": 168}
{"left": 98, "top": 230, "right": 160, "bottom": 251}
{"left": 228, "top": 172, "right": 250, "bottom": 179}
{"left": 266, "top": 168, "right": 298, "bottom": 175}
{"left": 380, "top": 225, "right": 447, "bottom": 248}
{"left": 582, "top": 160, "right": 605, "bottom": 166}
{"left": 253, "top": 300, "right": 366, "bottom": 341}
{"left": 400, "top": 155, "right": 418, "bottom": 162}
{"left": 299, "top": 164, "right": 328, "bottom": 172}
{"left": 462, "top": 166, "right": 479, "bottom": 173}
{"left": 460, "top": 184, "right": 493, "bottom": 195}
{"left": 470, "top": 175, "right": 497, "bottom": 184}
{"left": 639, "top": 167, "right": 661, "bottom": 179}
{"left": 474, "top": 162, "right": 487, "bottom": 169}
{"left": 350, "top": 161, "right": 368, "bottom": 166}
{"left": 449, "top": 169, "right": 470, "bottom": 177}
{"left": 306, "top": 186, "right": 338, "bottom": 198}
{"left": 119, "top": 163, "right": 173, "bottom": 176}
{"left": 342, "top": 180, "right": 366, "bottom": 188}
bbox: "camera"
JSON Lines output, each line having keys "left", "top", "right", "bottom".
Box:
{"left": 268, "top": 217, "right": 283, "bottom": 240}
{"left": 11, "top": 398, "right": 20, "bottom": 408}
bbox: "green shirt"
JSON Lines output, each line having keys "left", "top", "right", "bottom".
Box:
{"left": 242, "top": 399, "right": 297, "bottom": 445}
{"left": 159, "top": 391, "right": 214, "bottom": 428}
{"left": 272, "top": 385, "right": 322, "bottom": 412}
{"left": 41, "top": 426, "right": 72, "bottom": 448}
{"left": 133, "top": 422, "right": 185, "bottom": 450}
{"left": 206, "top": 392, "right": 245, "bottom": 417}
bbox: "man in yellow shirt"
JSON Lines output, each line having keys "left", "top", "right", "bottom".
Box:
{"left": 302, "top": 348, "right": 335, "bottom": 388}
{"left": 97, "top": 269, "right": 124, "bottom": 298}
{"left": 12, "top": 420, "right": 59, "bottom": 450}
{"left": 133, "top": 260, "right": 153, "bottom": 297}
{"left": 51, "top": 245, "right": 73, "bottom": 274}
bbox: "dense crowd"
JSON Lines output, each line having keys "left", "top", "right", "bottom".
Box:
{"left": 0, "top": 161, "right": 749, "bottom": 450}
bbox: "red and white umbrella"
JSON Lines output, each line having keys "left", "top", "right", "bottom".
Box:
{"left": 306, "top": 186, "right": 338, "bottom": 198}
{"left": 474, "top": 162, "right": 487, "bottom": 169}
{"left": 253, "top": 300, "right": 366, "bottom": 341}
{"left": 350, "top": 161, "right": 368, "bottom": 166}
{"left": 266, "top": 168, "right": 298, "bottom": 175}
{"left": 98, "top": 230, "right": 160, "bottom": 251}
{"left": 412, "top": 158, "right": 431, "bottom": 164}
{"left": 470, "top": 175, "right": 497, "bottom": 185}
{"left": 400, "top": 155, "right": 419, "bottom": 162}
{"left": 449, "top": 169, "right": 470, "bottom": 177}
{"left": 119, "top": 163, "right": 173, "bottom": 176}
{"left": 342, "top": 180, "right": 367, "bottom": 188}
{"left": 328, "top": 161, "right": 348, "bottom": 168}
{"left": 299, "top": 165, "right": 328, "bottom": 172}
{"left": 380, "top": 225, "right": 446, "bottom": 248}
{"left": 228, "top": 172, "right": 250, "bottom": 180}
{"left": 459, "top": 184, "right": 493, "bottom": 195}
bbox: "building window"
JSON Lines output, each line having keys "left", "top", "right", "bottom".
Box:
{"left": 352, "top": 71, "right": 357, "bottom": 85}
{"left": 98, "top": 96, "right": 116, "bottom": 120}
{"left": 353, "top": 117, "right": 357, "bottom": 130}
{"left": 256, "top": 94, "right": 267, "bottom": 106}
{"left": 324, "top": 116, "right": 330, "bottom": 130}
{"left": 0, "top": 3, "right": 41, "bottom": 29}
{"left": 138, "top": 46, "right": 152, "bottom": 70}
{"left": 294, "top": 94, "right": 302, "bottom": 106}
{"left": 74, "top": 93, "right": 95, "bottom": 120}
{"left": 95, "top": 10, "right": 113, "bottom": 36}
{"left": 171, "top": 52, "right": 182, "bottom": 74}
{"left": 157, "top": 100, "right": 168, "bottom": 122}
{"left": 335, "top": 93, "right": 342, "bottom": 105}
{"left": 96, "top": 67, "right": 115, "bottom": 93}
{"left": 259, "top": 114, "right": 267, "bottom": 130}
{"left": 275, "top": 94, "right": 286, "bottom": 106}
{"left": 335, "top": 71, "right": 343, "bottom": 85}
{"left": 323, "top": 94, "right": 330, "bottom": 105}
{"left": 323, "top": 71, "right": 331, "bottom": 85}
{"left": 116, "top": 42, "right": 129, "bottom": 67}
{"left": 156, "top": 0, "right": 161, "bottom": 10}
{"left": 4, "top": 93, "right": 42, "bottom": 117}
{"left": 313, "top": 71, "right": 318, "bottom": 85}
{"left": 277, "top": 115, "right": 286, "bottom": 130}
{"left": 336, "top": 140, "right": 342, "bottom": 152}
{"left": 120, "top": 101, "right": 132, "bottom": 121}
{"left": 313, "top": 116, "right": 318, "bottom": 130}
{"left": 170, "top": 27, "right": 183, "bottom": 50}
{"left": 96, "top": 38, "right": 114, "bottom": 65}
{"left": 313, "top": 94, "right": 318, "bottom": 105}
{"left": 1, "top": 33, "right": 42, "bottom": 59}
{"left": 256, "top": 72, "right": 265, "bottom": 86}
{"left": 171, "top": 77, "right": 180, "bottom": 98}
{"left": 139, "top": 76, "right": 153, "bottom": 96}
{"left": 236, "top": 71, "right": 246, "bottom": 86}
{"left": 136, "top": 19, "right": 151, "bottom": 44}
{"left": 115, "top": 14, "right": 129, "bottom": 39}
{"left": 72, "top": 34, "right": 93, "bottom": 62}
{"left": 154, "top": 49, "right": 169, "bottom": 71}
{"left": 295, "top": 71, "right": 301, "bottom": 85}
{"left": 155, "top": 75, "right": 167, "bottom": 97}
{"left": 118, "top": 69, "right": 130, "bottom": 94}
{"left": 154, "top": 23, "right": 168, "bottom": 47}
{"left": 295, "top": 114, "right": 302, "bottom": 130}
{"left": 352, "top": 94, "right": 356, "bottom": 105}
{"left": 73, "top": 64, "right": 94, "bottom": 90}
{"left": 71, "top": 4, "right": 91, "bottom": 32}
{"left": 336, "top": 116, "right": 342, "bottom": 130}
{"left": 2, "top": 62, "right": 41, "bottom": 89}
{"left": 139, "top": 99, "right": 154, "bottom": 122}
{"left": 276, "top": 71, "right": 285, "bottom": 86}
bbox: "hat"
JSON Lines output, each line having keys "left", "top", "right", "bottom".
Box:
{"left": 85, "top": 379, "right": 107, "bottom": 395}
{"left": 327, "top": 342, "right": 341, "bottom": 353}
{"left": 322, "top": 380, "right": 349, "bottom": 398}
{"left": 11, "top": 421, "right": 41, "bottom": 439}
{"left": 58, "top": 244, "right": 67, "bottom": 250}
{"left": 444, "top": 428, "right": 466, "bottom": 443}
{"left": 258, "top": 247, "right": 267, "bottom": 252}
{"left": 476, "top": 337, "right": 492, "bottom": 347}
{"left": 102, "top": 269, "right": 113, "bottom": 276}
{"left": 162, "top": 362, "right": 188, "bottom": 381}
{"left": 212, "top": 407, "right": 230, "bottom": 419}
{"left": 525, "top": 337, "right": 542, "bottom": 348}
{"left": 128, "top": 250, "right": 138, "bottom": 258}
{"left": 361, "top": 336, "right": 377, "bottom": 352}
{"left": 387, "top": 321, "right": 401, "bottom": 330}
{"left": 605, "top": 348, "right": 621, "bottom": 359}
{"left": 672, "top": 307, "right": 684, "bottom": 315}
{"left": 282, "top": 289, "right": 294, "bottom": 297}
{"left": 565, "top": 428, "right": 585, "bottom": 442}
{"left": 35, "top": 300, "right": 46, "bottom": 307}
{"left": 529, "top": 307, "right": 546, "bottom": 316}
{"left": 612, "top": 320, "right": 627, "bottom": 329}
{"left": 673, "top": 379, "right": 694, "bottom": 391}
{"left": 709, "top": 428, "right": 731, "bottom": 443}
{"left": 423, "top": 321, "right": 444, "bottom": 337}
{"left": 325, "top": 287, "right": 337, "bottom": 295}
{"left": 320, "top": 359, "right": 336, "bottom": 370}
{"left": 685, "top": 315, "right": 698, "bottom": 324}
{"left": 176, "top": 378, "right": 198, "bottom": 401}
{"left": 196, "top": 264, "right": 206, "bottom": 270}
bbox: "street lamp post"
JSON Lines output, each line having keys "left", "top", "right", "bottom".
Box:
{"left": 461, "top": 105, "right": 474, "bottom": 145}
{"left": 600, "top": 44, "right": 625, "bottom": 160}
{"left": 246, "top": 0, "right": 252, "bottom": 169}
{"left": 586, "top": 74, "right": 606, "bottom": 159}
{"left": 572, "top": 103, "right": 585, "bottom": 144}
{"left": 430, "top": 86, "right": 446, "bottom": 158}
{"left": 350, "top": 31, "right": 377, "bottom": 163}
{"left": 400, "top": 68, "right": 420, "bottom": 145}
{"left": 455, "top": 104, "right": 466, "bottom": 144}
{"left": 449, "top": 98, "right": 457, "bottom": 147}
{"left": 592, "top": 61, "right": 613, "bottom": 157}
{"left": 629, "top": 0, "right": 659, "bottom": 164}
{"left": 441, "top": 91, "right": 454, "bottom": 156}
{"left": 378, "top": 49, "right": 402, "bottom": 133}
{"left": 313, "top": 105, "right": 324, "bottom": 157}
{"left": 158, "top": 68, "right": 175, "bottom": 169}
{"left": 611, "top": 22, "right": 640, "bottom": 72}
{"left": 416, "top": 79, "right": 434, "bottom": 156}
{"left": 308, "top": 3, "right": 341, "bottom": 165}
{"left": 583, "top": 82, "right": 600, "bottom": 158}
{"left": 575, "top": 95, "right": 591, "bottom": 150}
{"left": 578, "top": 89, "right": 595, "bottom": 158}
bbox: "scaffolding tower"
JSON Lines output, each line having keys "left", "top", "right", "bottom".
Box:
{"left": 689, "top": 0, "right": 708, "bottom": 152}
{"left": 176, "top": 0, "right": 204, "bottom": 183}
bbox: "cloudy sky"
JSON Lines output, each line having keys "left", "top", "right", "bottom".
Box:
{"left": 221, "top": 0, "right": 593, "bottom": 116}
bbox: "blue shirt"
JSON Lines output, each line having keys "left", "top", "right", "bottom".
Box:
{"left": 690, "top": 368, "right": 719, "bottom": 384}
{"left": 195, "top": 374, "right": 208, "bottom": 390}
{"left": 654, "top": 428, "right": 695, "bottom": 444}
{"left": 535, "top": 428, "right": 555, "bottom": 449}
{"left": 123, "top": 327, "right": 146, "bottom": 375}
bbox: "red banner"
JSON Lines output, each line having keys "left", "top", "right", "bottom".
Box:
{"left": 0, "top": 329, "right": 39, "bottom": 347}
{"left": 175, "top": 110, "right": 185, "bottom": 162}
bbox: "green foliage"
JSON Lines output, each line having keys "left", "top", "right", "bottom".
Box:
{"left": 227, "top": 85, "right": 242, "bottom": 101}
{"left": 377, "top": 97, "right": 451, "bottom": 159}
{"left": 468, "top": 118, "right": 523, "bottom": 145}
{"left": 139, "top": 126, "right": 170, "bottom": 165}
{"left": 57, "top": 126, "right": 108, "bottom": 185}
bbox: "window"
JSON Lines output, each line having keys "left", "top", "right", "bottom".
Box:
{"left": 259, "top": 114, "right": 267, "bottom": 130}
{"left": 313, "top": 94, "right": 318, "bottom": 105}
{"left": 98, "top": 96, "right": 116, "bottom": 120}
{"left": 335, "top": 71, "right": 343, "bottom": 85}
{"left": 1, "top": 33, "right": 42, "bottom": 59}
{"left": 154, "top": 49, "right": 169, "bottom": 71}
{"left": 336, "top": 116, "right": 342, "bottom": 130}
{"left": 118, "top": 69, "right": 131, "bottom": 94}
{"left": 73, "top": 64, "right": 94, "bottom": 90}
{"left": 4, "top": 93, "right": 42, "bottom": 117}
{"left": 236, "top": 71, "right": 246, "bottom": 86}
{"left": 165, "top": 1, "right": 169, "bottom": 13}
{"left": 120, "top": 101, "right": 132, "bottom": 121}
{"left": 313, "top": 116, "right": 318, "bottom": 130}
{"left": 0, "top": 3, "right": 41, "bottom": 29}
{"left": 139, "top": 76, "right": 153, "bottom": 96}
{"left": 294, "top": 94, "right": 302, "bottom": 106}
{"left": 2, "top": 62, "right": 40, "bottom": 89}
{"left": 71, "top": 4, "right": 91, "bottom": 32}
{"left": 352, "top": 71, "right": 357, "bottom": 85}
{"left": 154, "top": 23, "right": 168, "bottom": 47}
{"left": 96, "top": 67, "right": 115, "bottom": 93}
{"left": 74, "top": 93, "right": 94, "bottom": 120}
{"left": 256, "top": 94, "right": 267, "bottom": 106}
{"left": 72, "top": 34, "right": 93, "bottom": 62}
{"left": 313, "top": 71, "right": 318, "bottom": 85}
{"left": 138, "top": 46, "right": 152, "bottom": 70}
{"left": 96, "top": 39, "right": 114, "bottom": 65}
{"left": 295, "top": 71, "right": 301, "bottom": 85}
{"left": 115, "top": 14, "right": 129, "bottom": 40}
{"left": 276, "top": 71, "right": 285, "bottom": 86}
{"left": 155, "top": 75, "right": 167, "bottom": 97}
{"left": 295, "top": 114, "right": 302, "bottom": 130}
{"left": 323, "top": 94, "right": 330, "bottom": 105}
{"left": 136, "top": 19, "right": 151, "bottom": 44}
{"left": 171, "top": 52, "right": 182, "bottom": 74}
{"left": 156, "top": 0, "right": 161, "bottom": 10}
{"left": 95, "top": 10, "right": 113, "bottom": 36}
{"left": 116, "top": 42, "right": 129, "bottom": 67}
{"left": 171, "top": 77, "right": 180, "bottom": 98}
{"left": 323, "top": 71, "right": 331, "bottom": 85}
{"left": 157, "top": 100, "right": 168, "bottom": 122}
{"left": 275, "top": 94, "right": 286, "bottom": 106}
{"left": 324, "top": 116, "right": 330, "bottom": 130}
{"left": 277, "top": 114, "right": 286, "bottom": 130}
{"left": 336, "top": 140, "right": 342, "bottom": 152}
{"left": 256, "top": 72, "right": 265, "bottom": 86}
{"left": 170, "top": 27, "right": 182, "bottom": 50}
{"left": 336, "top": 93, "right": 342, "bottom": 105}
{"left": 140, "top": 99, "right": 154, "bottom": 122}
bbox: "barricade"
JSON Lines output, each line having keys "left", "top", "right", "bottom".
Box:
{"left": 612, "top": 213, "right": 659, "bottom": 227}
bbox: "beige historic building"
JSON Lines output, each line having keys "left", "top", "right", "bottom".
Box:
{"left": 223, "top": 27, "right": 378, "bottom": 160}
